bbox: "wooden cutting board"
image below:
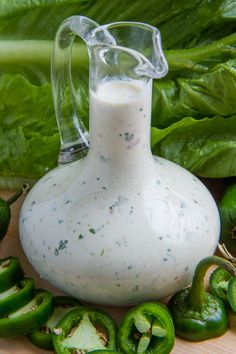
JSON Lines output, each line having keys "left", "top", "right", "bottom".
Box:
{"left": 0, "top": 186, "right": 235, "bottom": 354}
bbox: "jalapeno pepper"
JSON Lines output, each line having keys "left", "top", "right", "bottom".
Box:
{"left": 209, "top": 266, "right": 236, "bottom": 314}
{"left": 52, "top": 307, "right": 117, "bottom": 354}
{"left": 28, "top": 296, "right": 82, "bottom": 351}
{"left": 169, "top": 256, "right": 236, "bottom": 342}
{"left": 117, "top": 302, "right": 175, "bottom": 354}
{"left": 0, "top": 289, "right": 53, "bottom": 337}
{"left": 0, "top": 277, "right": 35, "bottom": 315}
{"left": 0, "top": 183, "right": 30, "bottom": 241}
{"left": 219, "top": 183, "right": 236, "bottom": 253}
{"left": 0, "top": 257, "right": 24, "bottom": 293}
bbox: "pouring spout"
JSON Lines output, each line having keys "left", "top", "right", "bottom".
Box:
{"left": 91, "top": 21, "right": 168, "bottom": 81}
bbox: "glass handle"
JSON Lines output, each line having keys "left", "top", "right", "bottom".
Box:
{"left": 51, "top": 16, "right": 98, "bottom": 164}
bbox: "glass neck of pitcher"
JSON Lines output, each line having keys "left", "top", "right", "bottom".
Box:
{"left": 88, "top": 75, "right": 153, "bottom": 166}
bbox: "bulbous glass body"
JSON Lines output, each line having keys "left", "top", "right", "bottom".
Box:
{"left": 20, "top": 80, "right": 220, "bottom": 305}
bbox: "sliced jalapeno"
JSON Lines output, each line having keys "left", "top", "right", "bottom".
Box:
{"left": 0, "top": 289, "right": 53, "bottom": 337}
{"left": 209, "top": 267, "right": 232, "bottom": 305}
{"left": 28, "top": 296, "right": 82, "bottom": 351}
{"left": 209, "top": 265, "right": 236, "bottom": 314}
{"left": 0, "top": 277, "right": 35, "bottom": 315}
{"left": 228, "top": 277, "right": 236, "bottom": 313}
{"left": 117, "top": 302, "right": 175, "bottom": 354}
{"left": 89, "top": 351, "right": 119, "bottom": 353}
{"left": 52, "top": 307, "right": 117, "bottom": 354}
{"left": 0, "top": 257, "right": 24, "bottom": 292}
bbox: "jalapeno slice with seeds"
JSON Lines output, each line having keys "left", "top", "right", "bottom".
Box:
{"left": 228, "top": 276, "right": 236, "bottom": 313}
{"left": 209, "top": 265, "right": 236, "bottom": 314}
{"left": 89, "top": 351, "right": 119, "bottom": 353}
{"left": 52, "top": 307, "right": 117, "bottom": 354}
{"left": 28, "top": 296, "right": 82, "bottom": 351}
{"left": 117, "top": 302, "right": 174, "bottom": 354}
{"left": 0, "top": 257, "right": 24, "bottom": 292}
{"left": 0, "top": 277, "right": 34, "bottom": 315}
{"left": 0, "top": 289, "right": 53, "bottom": 337}
{"left": 209, "top": 267, "right": 232, "bottom": 305}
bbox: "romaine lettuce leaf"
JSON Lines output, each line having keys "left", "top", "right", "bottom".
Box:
{"left": 0, "top": 75, "right": 59, "bottom": 178}
{"left": 0, "top": 0, "right": 236, "bottom": 187}
{"left": 152, "top": 59, "right": 236, "bottom": 128}
{"left": 1, "top": 0, "right": 235, "bottom": 48}
{"left": 151, "top": 116, "right": 236, "bottom": 178}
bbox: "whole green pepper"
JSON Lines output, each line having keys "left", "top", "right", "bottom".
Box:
{"left": 52, "top": 307, "right": 117, "bottom": 354}
{"left": 219, "top": 183, "right": 236, "bottom": 253}
{"left": 117, "top": 302, "right": 175, "bottom": 354}
{"left": 0, "top": 183, "right": 29, "bottom": 241}
{"left": 169, "top": 256, "right": 236, "bottom": 341}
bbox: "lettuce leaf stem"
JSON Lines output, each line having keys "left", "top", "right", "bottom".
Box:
{"left": 1, "top": 33, "right": 236, "bottom": 73}
{"left": 165, "top": 33, "right": 236, "bottom": 72}
{"left": 0, "top": 40, "right": 88, "bottom": 67}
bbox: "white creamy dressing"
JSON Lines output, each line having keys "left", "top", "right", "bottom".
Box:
{"left": 19, "top": 79, "right": 220, "bottom": 305}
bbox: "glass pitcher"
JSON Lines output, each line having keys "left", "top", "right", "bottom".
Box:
{"left": 19, "top": 16, "right": 220, "bottom": 306}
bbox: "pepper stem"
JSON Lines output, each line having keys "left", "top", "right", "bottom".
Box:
{"left": 218, "top": 243, "right": 236, "bottom": 263}
{"left": 187, "top": 256, "right": 236, "bottom": 308}
{"left": 6, "top": 183, "right": 30, "bottom": 205}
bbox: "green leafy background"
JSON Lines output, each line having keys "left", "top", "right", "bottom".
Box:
{"left": 0, "top": 0, "right": 236, "bottom": 187}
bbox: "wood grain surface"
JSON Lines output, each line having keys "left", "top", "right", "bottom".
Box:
{"left": 0, "top": 184, "right": 235, "bottom": 354}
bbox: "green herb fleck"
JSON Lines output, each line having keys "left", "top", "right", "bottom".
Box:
{"left": 58, "top": 240, "right": 68, "bottom": 250}
{"left": 89, "top": 228, "right": 96, "bottom": 234}
{"left": 124, "top": 132, "right": 134, "bottom": 142}
{"left": 78, "top": 234, "right": 84, "bottom": 240}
